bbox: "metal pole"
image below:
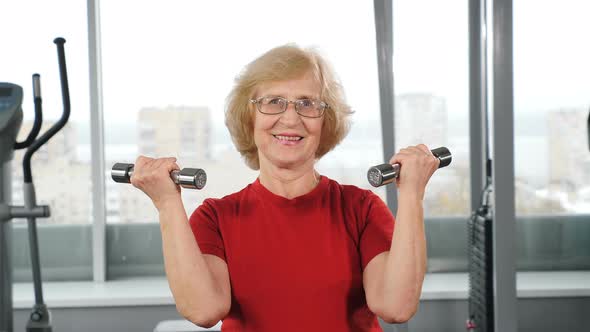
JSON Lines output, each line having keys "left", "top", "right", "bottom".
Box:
{"left": 374, "top": 0, "right": 398, "bottom": 215}
{"left": 24, "top": 182, "right": 44, "bottom": 305}
{"left": 0, "top": 162, "right": 14, "bottom": 332}
{"left": 374, "top": 1, "right": 405, "bottom": 331}
{"left": 469, "top": 0, "right": 488, "bottom": 213}
{"left": 491, "top": 0, "right": 518, "bottom": 330}
{"left": 87, "top": 0, "right": 107, "bottom": 282}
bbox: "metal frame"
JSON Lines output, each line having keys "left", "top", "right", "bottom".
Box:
{"left": 1, "top": 162, "right": 14, "bottom": 331}
{"left": 469, "top": 0, "right": 488, "bottom": 212}
{"left": 374, "top": 0, "right": 398, "bottom": 213}
{"left": 470, "top": 0, "right": 518, "bottom": 330}
{"left": 87, "top": 0, "right": 107, "bottom": 282}
{"left": 374, "top": 0, "right": 405, "bottom": 331}
{"left": 490, "top": 0, "right": 518, "bottom": 330}
{"left": 373, "top": 0, "right": 518, "bottom": 330}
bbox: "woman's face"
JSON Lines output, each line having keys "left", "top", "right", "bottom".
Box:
{"left": 252, "top": 71, "right": 324, "bottom": 171}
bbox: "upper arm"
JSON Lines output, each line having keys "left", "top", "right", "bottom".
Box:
{"left": 358, "top": 191, "right": 394, "bottom": 314}
{"left": 363, "top": 251, "right": 388, "bottom": 315}
{"left": 190, "top": 200, "right": 230, "bottom": 315}
{"left": 203, "top": 254, "right": 231, "bottom": 320}
{"left": 188, "top": 200, "right": 231, "bottom": 324}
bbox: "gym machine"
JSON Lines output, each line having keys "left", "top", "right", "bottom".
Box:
{"left": 466, "top": 159, "right": 494, "bottom": 332}
{"left": 0, "top": 37, "right": 71, "bottom": 332}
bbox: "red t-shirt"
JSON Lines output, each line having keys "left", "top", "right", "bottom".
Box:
{"left": 189, "top": 175, "right": 395, "bottom": 332}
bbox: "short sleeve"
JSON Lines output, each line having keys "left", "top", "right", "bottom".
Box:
{"left": 359, "top": 191, "right": 395, "bottom": 270}
{"left": 188, "top": 199, "right": 226, "bottom": 262}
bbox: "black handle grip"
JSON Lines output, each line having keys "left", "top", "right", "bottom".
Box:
{"left": 111, "top": 163, "right": 207, "bottom": 190}
{"left": 367, "top": 147, "right": 452, "bottom": 187}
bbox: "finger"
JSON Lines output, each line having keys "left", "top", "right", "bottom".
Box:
{"left": 153, "top": 158, "right": 179, "bottom": 179}
{"left": 168, "top": 161, "right": 181, "bottom": 173}
{"left": 416, "top": 144, "right": 431, "bottom": 156}
{"left": 412, "top": 145, "right": 440, "bottom": 167}
{"left": 387, "top": 146, "right": 412, "bottom": 163}
{"left": 151, "top": 158, "right": 167, "bottom": 170}
{"left": 163, "top": 157, "right": 179, "bottom": 172}
{"left": 397, "top": 147, "right": 425, "bottom": 163}
{"left": 152, "top": 157, "right": 177, "bottom": 173}
{"left": 131, "top": 156, "right": 152, "bottom": 184}
{"left": 130, "top": 157, "right": 149, "bottom": 187}
{"left": 388, "top": 152, "right": 409, "bottom": 166}
{"left": 390, "top": 147, "right": 437, "bottom": 170}
{"left": 406, "top": 146, "right": 427, "bottom": 156}
{"left": 390, "top": 144, "right": 431, "bottom": 164}
{"left": 135, "top": 155, "right": 151, "bottom": 169}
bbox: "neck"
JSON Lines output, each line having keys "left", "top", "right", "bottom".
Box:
{"left": 258, "top": 161, "right": 320, "bottom": 199}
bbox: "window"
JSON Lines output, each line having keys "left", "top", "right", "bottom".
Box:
{"left": 1, "top": 0, "right": 92, "bottom": 281}
{"left": 100, "top": 0, "right": 383, "bottom": 278}
{"left": 393, "top": 0, "right": 470, "bottom": 218}
{"left": 513, "top": 0, "right": 590, "bottom": 270}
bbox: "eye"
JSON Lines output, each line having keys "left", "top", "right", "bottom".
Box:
{"left": 264, "top": 97, "right": 285, "bottom": 105}
{"left": 298, "top": 99, "right": 314, "bottom": 108}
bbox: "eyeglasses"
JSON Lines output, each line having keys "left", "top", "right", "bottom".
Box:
{"left": 249, "top": 96, "right": 328, "bottom": 118}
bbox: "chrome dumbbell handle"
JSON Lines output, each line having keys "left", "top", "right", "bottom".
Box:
{"left": 111, "top": 163, "right": 207, "bottom": 190}
{"left": 367, "top": 147, "right": 452, "bottom": 187}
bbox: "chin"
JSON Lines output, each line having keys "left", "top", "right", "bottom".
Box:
{"left": 270, "top": 158, "right": 302, "bottom": 169}
{"left": 264, "top": 153, "right": 311, "bottom": 169}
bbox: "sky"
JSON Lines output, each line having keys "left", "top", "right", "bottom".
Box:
{"left": 1, "top": 0, "right": 589, "bottom": 130}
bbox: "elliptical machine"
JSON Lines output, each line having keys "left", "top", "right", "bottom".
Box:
{"left": 0, "top": 37, "right": 70, "bottom": 332}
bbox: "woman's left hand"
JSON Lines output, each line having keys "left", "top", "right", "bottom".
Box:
{"left": 388, "top": 144, "right": 440, "bottom": 200}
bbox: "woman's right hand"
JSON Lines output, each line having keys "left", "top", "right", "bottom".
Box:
{"left": 130, "top": 156, "right": 182, "bottom": 210}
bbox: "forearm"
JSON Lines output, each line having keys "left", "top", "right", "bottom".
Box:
{"left": 158, "top": 199, "right": 223, "bottom": 322}
{"left": 381, "top": 192, "right": 427, "bottom": 319}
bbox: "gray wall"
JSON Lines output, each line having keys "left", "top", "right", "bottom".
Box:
{"left": 13, "top": 297, "right": 590, "bottom": 332}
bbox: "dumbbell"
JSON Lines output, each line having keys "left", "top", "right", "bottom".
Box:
{"left": 367, "top": 147, "right": 452, "bottom": 187}
{"left": 111, "top": 163, "right": 207, "bottom": 190}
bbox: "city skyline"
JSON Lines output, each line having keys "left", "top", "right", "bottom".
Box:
{"left": 11, "top": 95, "right": 590, "bottom": 225}
{"left": 3, "top": 0, "right": 589, "bottom": 225}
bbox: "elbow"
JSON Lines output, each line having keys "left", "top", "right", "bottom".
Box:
{"left": 177, "top": 303, "right": 226, "bottom": 328}
{"left": 380, "top": 308, "right": 416, "bottom": 324}
{"left": 371, "top": 295, "right": 419, "bottom": 324}
{"left": 189, "top": 317, "right": 219, "bottom": 329}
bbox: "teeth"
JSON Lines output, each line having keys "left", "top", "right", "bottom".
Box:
{"left": 275, "top": 135, "right": 302, "bottom": 141}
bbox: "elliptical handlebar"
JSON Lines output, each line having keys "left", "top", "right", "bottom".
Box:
{"left": 22, "top": 37, "right": 70, "bottom": 183}
{"left": 13, "top": 74, "right": 43, "bottom": 150}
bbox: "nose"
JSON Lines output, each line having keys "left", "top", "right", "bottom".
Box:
{"left": 279, "top": 101, "right": 302, "bottom": 124}
{"left": 285, "top": 100, "right": 298, "bottom": 112}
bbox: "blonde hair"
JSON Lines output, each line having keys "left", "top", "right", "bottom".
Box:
{"left": 225, "top": 44, "right": 353, "bottom": 170}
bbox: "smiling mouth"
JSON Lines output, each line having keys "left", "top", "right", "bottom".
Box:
{"left": 273, "top": 135, "right": 303, "bottom": 141}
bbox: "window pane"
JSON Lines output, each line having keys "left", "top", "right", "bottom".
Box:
{"left": 514, "top": 0, "right": 590, "bottom": 270}
{"left": 393, "top": 0, "right": 470, "bottom": 217}
{"left": 101, "top": 1, "right": 383, "bottom": 278}
{"left": 393, "top": 0, "right": 470, "bottom": 273}
{"left": 1, "top": 0, "right": 92, "bottom": 281}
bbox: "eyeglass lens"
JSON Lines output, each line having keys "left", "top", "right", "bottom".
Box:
{"left": 259, "top": 97, "right": 324, "bottom": 117}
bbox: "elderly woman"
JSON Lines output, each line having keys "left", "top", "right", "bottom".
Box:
{"left": 131, "top": 45, "right": 440, "bottom": 331}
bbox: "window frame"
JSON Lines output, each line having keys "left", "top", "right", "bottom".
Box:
{"left": 60, "top": 0, "right": 589, "bottom": 283}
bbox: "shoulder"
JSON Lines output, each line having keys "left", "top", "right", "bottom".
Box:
{"left": 326, "top": 177, "right": 378, "bottom": 203}
{"left": 324, "top": 177, "right": 385, "bottom": 213}
{"left": 190, "top": 183, "right": 254, "bottom": 221}
{"left": 323, "top": 177, "right": 392, "bottom": 237}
